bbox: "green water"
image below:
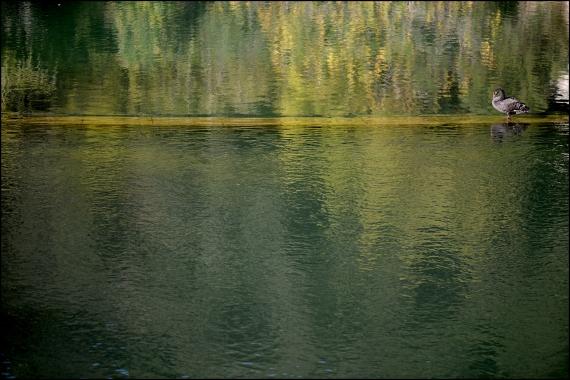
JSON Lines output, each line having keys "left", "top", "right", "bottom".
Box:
{"left": 1, "top": 1, "right": 568, "bottom": 116}
{"left": 1, "top": 122, "right": 568, "bottom": 378}
{"left": 1, "top": 1, "right": 569, "bottom": 379}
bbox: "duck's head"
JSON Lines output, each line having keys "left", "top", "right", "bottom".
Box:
{"left": 493, "top": 88, "right": 506, "bottom": 100}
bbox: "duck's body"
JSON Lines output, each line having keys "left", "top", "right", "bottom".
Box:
{"left": 492, "top": 88, "right": 529, "bottom": 121}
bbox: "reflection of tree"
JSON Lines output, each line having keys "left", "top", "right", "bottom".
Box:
{"left": 2, "top": 122, "right": 568, "bottom": 376}
{"left": 1, "top": 2, "right": 568, "bottom": 115}
{"left": 1, "top": 53, "right": 56, "bottom": 113}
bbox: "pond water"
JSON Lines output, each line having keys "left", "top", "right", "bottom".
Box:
{"left": 1, "top": 1, "right": 569, "bottom": 116}
{"left": 1, "top": 121, "right": 568, "bottom": 378}
{"left": 1, "top": 1, "right": 569, "bottom": 378}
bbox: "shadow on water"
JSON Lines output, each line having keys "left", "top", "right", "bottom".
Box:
{"left": 492, "top": 1, "right": 519, "bottom": 17}
{"left": 490, "top": 122, "right": 529, "bottom": 142}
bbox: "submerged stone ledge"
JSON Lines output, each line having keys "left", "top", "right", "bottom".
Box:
{"left": 1, "top": 114, "right": 568, "bottom": 127}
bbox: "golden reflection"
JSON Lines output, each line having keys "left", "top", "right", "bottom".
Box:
{"left": 1, "top": 2, "right": 568, "bottom": 116}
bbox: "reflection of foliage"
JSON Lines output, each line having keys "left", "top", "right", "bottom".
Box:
{"left": 105, "top": 1, "right": 568, "bottom": 116}
{"left": 1, "top": 55, "right": 57, "bottom": 113}
{"left": 1, "top": 1, "right": 568, "bottom": 116}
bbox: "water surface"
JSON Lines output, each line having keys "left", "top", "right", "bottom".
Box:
{"left": 1, "top": 121, "right": 568, "bottom": 378}
{"left": 1, "top": 1, "right": 569, "bottom": 378}
{"left": 1, "top": 1, "right": 568, "bottom": 116}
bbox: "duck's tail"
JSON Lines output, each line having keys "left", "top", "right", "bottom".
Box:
{"left": 514, "top": 102, "right": 530, "bottom": 114}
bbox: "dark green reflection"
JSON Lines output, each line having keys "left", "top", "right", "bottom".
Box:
{"left": 1, "top": 122, "right": 568, "bottom": 378}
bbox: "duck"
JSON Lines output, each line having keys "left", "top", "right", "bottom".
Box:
{"left": 492, "top": 88, "right": 529, "bottom": 121}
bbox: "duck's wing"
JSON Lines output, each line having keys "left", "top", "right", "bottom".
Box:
{"left": 502, "top": 97, "right": 529, "bottom": 114}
